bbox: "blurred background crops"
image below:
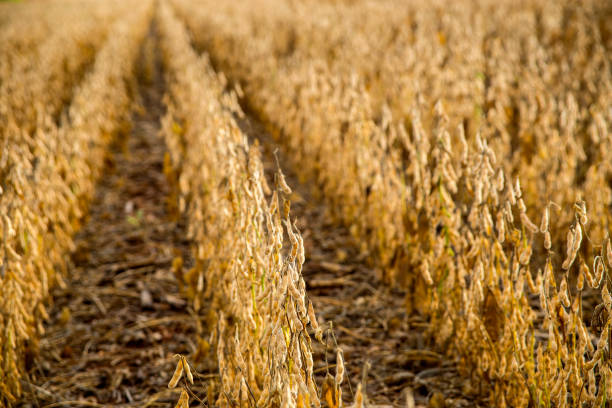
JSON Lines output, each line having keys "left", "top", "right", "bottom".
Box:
{"left": 0, "top": 0, "right": 610, "bottom": 407}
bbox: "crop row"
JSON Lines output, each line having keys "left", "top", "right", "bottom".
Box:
{"left": 0, "top": 2, "right": 152, "bottom": 402}
{"left": 156, "top": 3, "right": 329, "bottom": 407}
{"left": 171, "top": 0, "right": 612, "bottom": 405}
{"left": 0, "top": 0, "right": 137, "bottom": 139}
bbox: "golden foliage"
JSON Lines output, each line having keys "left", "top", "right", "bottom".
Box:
{"left": 0, "top": 1, "right": 152, "bottom": 402}
{"left": 157, "top": 3, "right": 321, "bottom": 406}
{"left": 170, "top": 0, "right": 612, "bottom": 405}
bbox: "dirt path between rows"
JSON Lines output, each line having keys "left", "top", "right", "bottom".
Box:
{"left": 19, "top": 27, "right": 210, "bottom": 407}
{"left": 232, "top": 103, "right": 487, "bottom": 408}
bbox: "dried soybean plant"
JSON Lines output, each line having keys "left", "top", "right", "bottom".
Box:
{"left": 0, "top": 0, "right": 112, "bottom": 73}
{"left": 172, "top": 0, "right": 611, "bottom": 273}
{"left": 0, "top": 2, "right": 152, "bottom": 403}
{"left": 158, "top": 3, "right": 325, "bottom": 407}
{"left": 170, "top": 0, "right": 611, "bottom": 405}
{"left": 0, "top": 0, "right": 129, "bottom": 139}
